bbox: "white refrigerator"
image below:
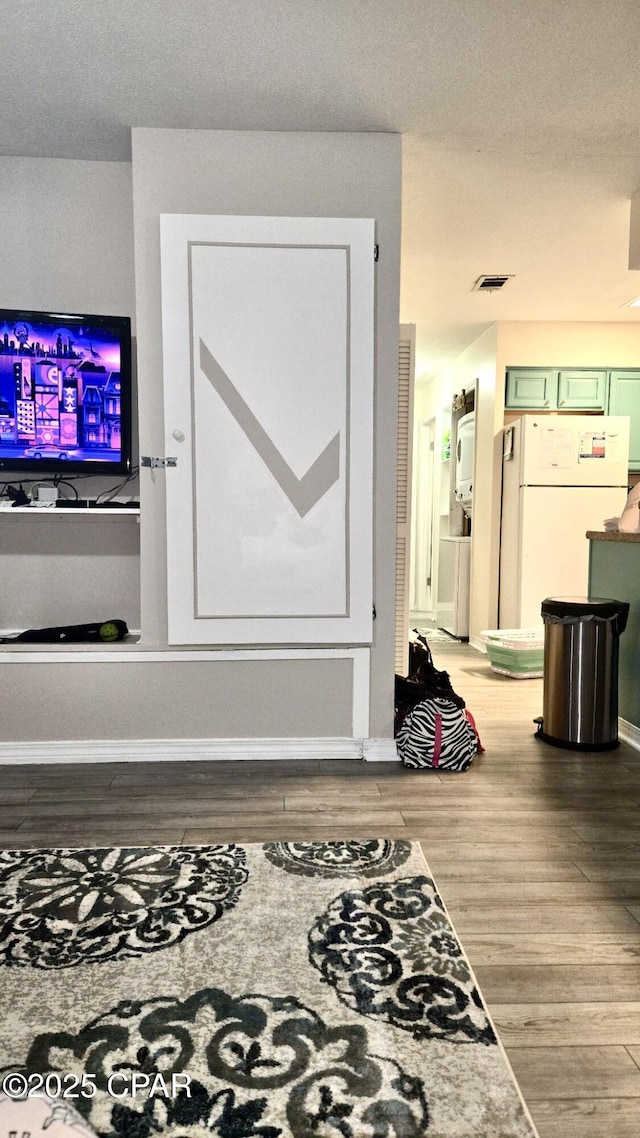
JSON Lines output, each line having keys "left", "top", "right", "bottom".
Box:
{"left": 499, "top": 415, "right": 630, "bottom": 628}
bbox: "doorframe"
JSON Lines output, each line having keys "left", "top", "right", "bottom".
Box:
{"left": 410, "top": 415, "right": 437, "bottom": 618}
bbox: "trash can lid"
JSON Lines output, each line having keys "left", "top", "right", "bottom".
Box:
{"left": 541, "top": 596, "right": 630, "bottom": 619}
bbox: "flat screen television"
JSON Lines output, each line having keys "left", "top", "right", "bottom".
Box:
{"left": 0, "top": 308, "right": 132, "bottom": 477}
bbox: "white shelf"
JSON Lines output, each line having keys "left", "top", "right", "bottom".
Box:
{"left": 0, "top": 643, "right": 366, "bottom": 664}
{"left": 0, "top": 506, "right": 140, "bottom": 516}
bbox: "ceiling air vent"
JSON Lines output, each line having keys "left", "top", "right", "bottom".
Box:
{"left": 473, "top": 274, "right": 513, "bottom": 292}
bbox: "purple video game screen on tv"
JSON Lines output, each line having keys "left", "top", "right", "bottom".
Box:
{"left": 0, "top": 309, "right": 131, "bottom": 474}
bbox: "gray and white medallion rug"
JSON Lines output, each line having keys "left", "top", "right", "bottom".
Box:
{"left": 0, "top": 840, "right": 538, "bottom": 1138}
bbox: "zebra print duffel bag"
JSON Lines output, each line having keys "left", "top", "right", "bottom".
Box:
{"left": 396, "top": 693, "right": 483, "bottom": 771}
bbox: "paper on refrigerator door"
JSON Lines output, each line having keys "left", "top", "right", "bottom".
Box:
{"left": 578, "top": 428, "right": 626, "bottom": 464}
{"left": 540, "top": 426, "right": 574, "bottom": 468}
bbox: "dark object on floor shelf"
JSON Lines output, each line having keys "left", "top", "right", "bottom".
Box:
{"left": 409, "top": 629, "right": 439, "bottom": 679}
{"left": 0, "top": 619, "right": 129, "bottom": 644}
{"left": 395, "top": 631, "right": 484, "bottom": 769}
{"left": 399, "top": 632, "right": 464, "bottom": 707}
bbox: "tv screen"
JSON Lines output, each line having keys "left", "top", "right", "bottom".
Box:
{"left": 0, "top": 308, "right": 132, "bottom": 476}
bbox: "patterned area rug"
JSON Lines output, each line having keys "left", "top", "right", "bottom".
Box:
{"left": 0, "top": 841, "right": 538, "bottom": 1138}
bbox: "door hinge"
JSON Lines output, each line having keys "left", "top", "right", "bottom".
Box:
{"left": 374, "top": 244, "right": 379, "bottom": 262}
{"left": 141, "top": 456, "right": 177, "bottom": 469}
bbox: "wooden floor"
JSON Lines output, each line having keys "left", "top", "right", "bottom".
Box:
{"left": 2, "top": 640, "right": 640, "bottom": 1138}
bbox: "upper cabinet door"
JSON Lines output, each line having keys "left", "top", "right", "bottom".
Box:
{"left": 608, "top": 370, "right": 640, "bottom": 470}
{"left": 557, "top": 369, "right": 607, "bottom": 410}
{"left": 505, "top": 368, "right": 557, "bottom": 409}
{"left": 160, "top": 215, "right": 375, "bottom": 646}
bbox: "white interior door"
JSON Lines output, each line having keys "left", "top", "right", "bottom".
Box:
{"left": 160, "top": 214, "right": 375, "bottom": 645}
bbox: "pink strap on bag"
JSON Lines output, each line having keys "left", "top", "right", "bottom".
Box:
{"left": 432, "top": 712, "right": 443, "bottom": 767}
{"left": 464, "top": 708, "right": 485, "bottom": 753}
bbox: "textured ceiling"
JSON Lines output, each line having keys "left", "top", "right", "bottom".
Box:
{"left": 2, "top": 0, "right": 640, "bottom": 376}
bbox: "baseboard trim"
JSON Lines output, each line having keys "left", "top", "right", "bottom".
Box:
{"left": 619, "top": 718, "right": 640, "bottom": 752}
{"left": 362, "top": 738, "right": 399, "bottom": 762}
{"left": 0, "top": 737, "right": 367, "bottom": 765}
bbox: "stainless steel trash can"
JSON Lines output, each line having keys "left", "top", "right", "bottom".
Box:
{"left": 536, "top": 596, "right": 629, "bottom": 751}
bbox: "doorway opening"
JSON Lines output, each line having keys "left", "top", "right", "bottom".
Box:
{"left": 409, "top": 383, "right": 476, "bottom": 642}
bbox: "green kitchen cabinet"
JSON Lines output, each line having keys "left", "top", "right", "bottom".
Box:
{"left": 557, "top": 369, "right": 607, "bottom": 410}
{"left": 607, "top": 370, "right": 640, "bottom": 471}
{"left": 505, "top": 368, "right": 556, "bottom": 409}
{"left": 506, "top": 367, "right": 608, "bottom": 410}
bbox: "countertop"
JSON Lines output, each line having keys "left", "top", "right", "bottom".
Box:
{"left": 586, "top": 530, "right": 640, "bottom": 543}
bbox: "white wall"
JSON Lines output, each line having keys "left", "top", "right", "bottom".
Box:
{"left": 0, "top": 139, "right": 402, "bottom": 744}
{"left": 497, "top": 321, "right": 640, "bottom": 369}
{"left": 131, "top": 129, "right": 401, "bottom": 740}
{"left": 0, "top": 158, "right": 135, "bottom": 318}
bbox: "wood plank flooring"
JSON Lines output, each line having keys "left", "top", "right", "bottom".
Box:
{"left": 3, "top": 639, "right": 640, "bottom": 1138}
